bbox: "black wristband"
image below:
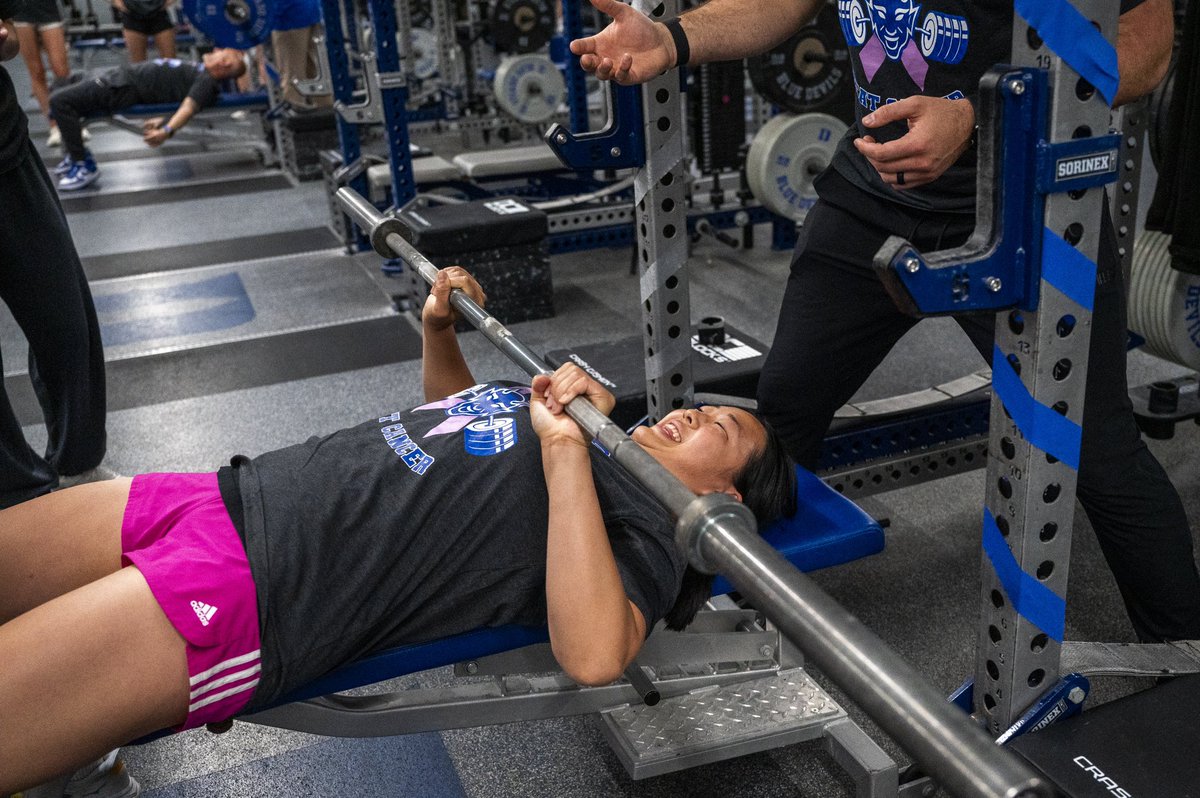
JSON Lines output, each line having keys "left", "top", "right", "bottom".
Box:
{"left": 664, "top": 17, "right": 690, "bottom": 69}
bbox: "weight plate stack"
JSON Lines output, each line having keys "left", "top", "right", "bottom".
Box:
{"left": 463, "top": 416, "right": 518, "bottom": 455}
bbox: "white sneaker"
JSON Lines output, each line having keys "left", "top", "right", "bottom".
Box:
{"left": 46, "top": 126, "right": 62, "bottom": 147}
{"left": 56, "top": 156, "right": 100, "bottom": 191}
{"left": 65, "top": 750, "right": 140, "bottom": 798}
{"left": 57, "top": 464, "right": 123, "bottom": 489}
{"left": 16, "top": 750, "right": 141, "bottom": 798}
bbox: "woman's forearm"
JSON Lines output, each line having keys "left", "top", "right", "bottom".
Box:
{"left": 421, "top": 325, "right": 475, "bottom": 401}
{"left": 542, "top": 440, "right": 644, "bottom": 685}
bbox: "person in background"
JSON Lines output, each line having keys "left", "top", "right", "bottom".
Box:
{"left": 0, "top": 13, "right": 114, "bottom": 510}
{"left": 49, "top": 48, "right": 245, "bottom": 189}
{"left": 111, "top": 0, "right": 175, "bottom": 62}
{"left": 12, "top": 0, "right": 71, "bottom": 145}
{"left": 270, "top": 0, "right": 330, "bottom": 109}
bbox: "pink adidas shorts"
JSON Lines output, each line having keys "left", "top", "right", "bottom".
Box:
{"left": 121, "top": 472, "right": 262, "bottom": 730}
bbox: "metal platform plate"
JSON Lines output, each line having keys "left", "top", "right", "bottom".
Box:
{"left": 600, "top": 667, "right": 845, "bottom": 779}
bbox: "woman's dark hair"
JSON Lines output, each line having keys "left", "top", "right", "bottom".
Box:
{"left": 662, "top": 417, "right": 798, "bottom": 630}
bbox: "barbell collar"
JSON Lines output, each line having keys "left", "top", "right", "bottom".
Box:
{"left": 675, "top": 493, "right": 758, "bottom": 575}
{"left": 371, "top": 217, "right": 414, "bottom": 259}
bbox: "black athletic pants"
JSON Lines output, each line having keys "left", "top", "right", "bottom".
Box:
{"left": 49, "top": 76, "right": 138, "bottom": 161}
{"left": 757, "top": 170, "right": 1200, "bottom": 643}
{"left": 0, "top": 138, "right": 107, "bottom": 507}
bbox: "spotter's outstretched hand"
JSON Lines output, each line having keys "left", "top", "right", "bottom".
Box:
{"left": 569, "top": 0, "right": 675, "bottom": 85}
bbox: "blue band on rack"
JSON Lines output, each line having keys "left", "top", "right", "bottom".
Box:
{"left": 1041, "top": 228, "right": 1096, "bottom": 311}
{"left": 983, "top": 509, "right": 1066, "bottom": 642}
{"left": 991, "top": 344, "right": 1082, "bottom": 470}
{"left": 1014, "top": 0, "right": 1118, "bottom": 106}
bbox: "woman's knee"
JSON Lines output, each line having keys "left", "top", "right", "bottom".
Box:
{"left": 46, "top": 42, "right": 70, "bottom": 77}
{"left": 21, "top": 49, "right": 47, "bottom": 83}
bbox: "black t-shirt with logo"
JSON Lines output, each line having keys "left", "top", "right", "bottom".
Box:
{"left": 102, "top": 58, "right": 221, "bottom": 108}
{"left": 829, "top": 0, "right": 1013, "bottom": 211}
{"left": 220, "top": 381, "right": 684, "bottom": 709}
{"left": 828, "top": 0, "right": 1147, "bottom": 212}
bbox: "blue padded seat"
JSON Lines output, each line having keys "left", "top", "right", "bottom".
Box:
{"left": 263, "top": 465, "right": 882, "bottom": 709}
{"left": 108, "top": 89, "right": 271, "bottom": 118}
{"left": 711, "top": 466, "right": 883, "bottom": 595}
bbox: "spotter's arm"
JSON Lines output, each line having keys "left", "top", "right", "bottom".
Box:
{"left": 1114, "top": 0, "right": 1174, "bottom": 106}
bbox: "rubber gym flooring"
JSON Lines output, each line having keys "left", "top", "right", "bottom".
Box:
{"left": 4, "top": 55, "right": 1199, "bottom": 797}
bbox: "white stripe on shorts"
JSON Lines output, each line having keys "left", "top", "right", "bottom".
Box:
{"left": 189, "top": 649, "right": 261, "bottom": 686}
{"left": 190, "top": 662, "right": 263, "bottom": 700}
{"left": 189, "top": 678, "right": 261, "bottom": 713}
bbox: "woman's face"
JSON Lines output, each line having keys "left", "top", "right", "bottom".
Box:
{"left": 632, "top": 406, "right": 766, "bottom": 499}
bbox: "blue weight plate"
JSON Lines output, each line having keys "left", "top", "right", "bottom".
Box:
{"left": 183, "top": 0, "right": 274, "bottom": 48}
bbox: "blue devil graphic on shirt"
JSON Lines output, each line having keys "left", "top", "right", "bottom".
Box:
{"left": 837, "top": 0, "right": 970, "bottom": 92}
{"left": 415, "top": 383, "right": 532, "bottom": 457}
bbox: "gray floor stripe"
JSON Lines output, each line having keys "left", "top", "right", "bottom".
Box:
{"left": 5, "top": 315, "right": 421, "bottom": 424}
{"left": 58, "top": 173, "right": 295, "bottom": 212}
{"left": 81, "top": 228, "right": 342, "bottom": 280}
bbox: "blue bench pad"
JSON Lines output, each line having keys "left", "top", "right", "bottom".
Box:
{"left": 95, "top": 91, "right": 270, "bottom": 119}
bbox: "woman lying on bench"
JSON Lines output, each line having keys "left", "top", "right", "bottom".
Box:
{"left": 0, "top": 267, "right": 797, "bottom": 795}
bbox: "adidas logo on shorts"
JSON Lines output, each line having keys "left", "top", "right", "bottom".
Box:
{"left": 191, "top": 600, "right": 218, "bottom": 626}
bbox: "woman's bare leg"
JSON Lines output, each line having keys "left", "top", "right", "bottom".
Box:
{"left": 0, "top": 478, "right": 132, "bottom": 623}
{"left": 16, "top": 26, "right": 50, "bottom": 116}
{"left": 0, "top": 566, "right": 190, "bottom": 793}
{"left": 123, "top": 28, "right": 148, "bottom": 62}
{"left": 42, "top": 25, "right": 70, "bottom": 81}
{"left": 152, "top": 27, "right": 175, "bottom": 58}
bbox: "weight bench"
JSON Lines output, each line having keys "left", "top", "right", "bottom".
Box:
{"left": 106, "top": 89, "right": 271, "bottom": 122}
{"left": 95, "top": 90, "right": 272, "bottom": 148}
{"left": 238, "top": 464, "right": 884, "bottom": 760}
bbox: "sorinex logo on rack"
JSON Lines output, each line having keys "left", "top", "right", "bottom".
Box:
{"left": 1055, "top": 150, "right": 1118, "bottom": 181}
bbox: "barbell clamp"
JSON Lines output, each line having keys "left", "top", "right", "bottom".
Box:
{"left": 368, "top": 213, "right": 416, "bottom": 259}
{"left": 674, "top": 493, "right": 759, "bottom": 576}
